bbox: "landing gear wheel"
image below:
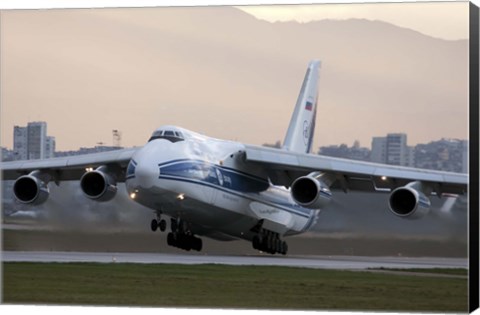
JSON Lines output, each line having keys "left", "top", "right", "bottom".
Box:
{"left": 252, "top": 235, "right": 261, "bottom": 250}
{"left": 192, "top": 237, "right": 203, "bottom": 251}
{"left": 267, "top": 236, "right": 275, "bottom": 253}
{"left": 252, "top": 230, "right": 287, "bottom": 255}
{"left": 151, "top": 219, "right": 158, "bottom": 232}
{"left": 281, "top": 241, "right": 288, "bottom": 255}
{"left": 275, "top": 239, "right": 282, "bottom": 254}
{"left": 178, "top": 234, "right": 191, "bottom": 251}
{"left": 171, "top": 219, "right": 178, "bottom": 232}
{"left": 167, "top": 232, "right": 175, "bottom": 246}
{"left": 159, "top": 219, "right": 167, "bottom": 232}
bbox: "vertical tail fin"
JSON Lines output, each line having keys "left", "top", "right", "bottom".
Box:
{"left": 283, "top": 60, "right": 321, "bottom": 154}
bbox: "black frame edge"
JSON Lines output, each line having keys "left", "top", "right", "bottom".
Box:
{"left": 469, "top": 1, "right": 480, "bottom": 314}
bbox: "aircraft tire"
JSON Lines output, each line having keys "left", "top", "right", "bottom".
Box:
{"left": 171, "top": 219, "right": 178, "bottom": 233}
{"left": 267, "top": 236, "right": 274, "bottom": 252}
{"left": 182, "top": 236, "right": 192, "bottom": 251}
{"left": 151, "top": 219, "right": 158, "bottom": 232}
{"left": 253, "top": 234, "right": 288, "bottom": 255}
{"left": 252, "top": 235, "right": 260, "bottom": 250}
{"left": 159, "top": 219, "right": 167, "bottom": 232}
{"left": 275, "top": 239, "right": 282, "bottom": 254}
{"left": 167, "top": 232, "right": 175, "bottom": 246}
{"left": 281, "top": 241, "right": 288, "bottom": 255}
{"left": 192, "top": 237, "right": 202, "bottom": 251}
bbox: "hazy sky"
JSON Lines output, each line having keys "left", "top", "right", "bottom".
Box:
{"left": 0, "top": 1, "right": 470, "bottom": 40}
{"left": 0, "top": 2, "right": 469, "bottom": 151}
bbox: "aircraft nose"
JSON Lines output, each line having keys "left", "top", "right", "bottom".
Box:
{"left": 127, "top": 147, "right": 159, "bottom": 189}
{"left": 133, "top": 159, "right": 158, "bottom": 188}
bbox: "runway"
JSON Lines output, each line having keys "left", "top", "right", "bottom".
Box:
{"left": 1, "top": 251, "right": 467, "bottom": 270}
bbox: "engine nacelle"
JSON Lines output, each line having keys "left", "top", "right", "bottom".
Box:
{"left": 80, "top": 166, "right": 117, "bottom": 201}
{"left": 13, "top": 172, "right": 49, "bottom": 205}
{"left": 389, "top": 182, "right": 431, "bottom": 219}
{"left": 291, "top": 174, "right": 332, "bottom": 209}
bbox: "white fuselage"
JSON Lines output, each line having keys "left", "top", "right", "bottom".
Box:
{"left": 125, "top": 126, "right": 318, "bottom": 242}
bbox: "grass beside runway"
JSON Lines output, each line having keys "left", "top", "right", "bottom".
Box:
{"left": 3, "top": 262, "right": 467, "bottom": 312}
{"left": 371, "top": 267, "right": 469, "bottom": 276}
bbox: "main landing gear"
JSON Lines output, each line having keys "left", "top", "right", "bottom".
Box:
{"left": 252, "top": 230, "right": 288, "bottom": 255}
{"left": 151, "top": 212, "right": 202, "bottom": 252}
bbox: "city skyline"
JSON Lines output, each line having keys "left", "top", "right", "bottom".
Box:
{"left": 318, "top": 133, "right": 468, "bottom": 173}
{"left": 11, "top": 121, "right": 55, "bottom": 160}
{"left": 2, "top": 119, "right": 468, "bottom": 176}
{"left": 2, "top": 121, "right": 468, "bottom": 176}
{"left": 1, "top": 119, "right": 470, "bottom": 152}
{"left": 1, "top": 4, "right": 469, "bottom": 151}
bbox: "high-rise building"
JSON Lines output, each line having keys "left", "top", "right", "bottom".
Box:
{"left": 371, "top": 133, "right": 414, "bottom": 167}
{"left": 13, "top": 126, "right": 28, "bottom": 160}
{"left": 46, "top": 136, "right": 56, "bottom": 159}
{"left": 385, "top": 133, "right": 407, "bottom": 166}
{"left": 371, "top": 137, "right": 387, "bottom": 163}
{"left": 27, "top": 121, "right": 47, "bottom": 159}
{"left": 12, "top": 121, "right": 54, "bottom": 160}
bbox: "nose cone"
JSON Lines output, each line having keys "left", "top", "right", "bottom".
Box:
{"left": 134, "top": 159, "right": 158, "bottom": 189}
{"left": 126, "top": 144, "right": 161, "bottom": 191}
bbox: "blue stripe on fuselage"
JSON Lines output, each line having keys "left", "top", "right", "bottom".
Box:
{"left": 158, "top": 174, "right": 312, "bottom": 219}
{"left": 156, "top": 159, "right": 317, "bottom": 219}
{"left": 156, "top": 159, "right": 314, "bottom": 218}
{"left": 159, "top": 160, "right": 270, "bottom": 193}
{"left": 158, "top": 159, "right": 269, "bottom": 184}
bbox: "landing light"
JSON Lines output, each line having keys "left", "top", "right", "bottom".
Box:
{"left": 130, "top": 192, "right": 136, "bottom": 199}
{"left": 85, "top": 167, "right": 94, "bottom": 172}
{"left": 381, "top": 176, "right": 388, "bottom": 181}
{"left": 177, "top": 193, "right": 185, "bottom": 201}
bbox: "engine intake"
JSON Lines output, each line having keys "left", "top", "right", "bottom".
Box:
{"left": 13, "top": 172, "right": 49, "bottom": 205}
{"left": 291, "top": 173, "right": 332, "bottom": 209}
{"left": 80, "top": 166, "right": 117, "bottom": 201}
{"left": 389, "top": 182, "right": 431, "bottom": 219}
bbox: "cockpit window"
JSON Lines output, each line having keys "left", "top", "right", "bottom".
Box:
{"left": 148, "top": 129, "right": 185, "bottom": 143}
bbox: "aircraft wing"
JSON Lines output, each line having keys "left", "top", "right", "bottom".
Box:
{"left": 244, "top": 144, "right": 467, "bottom": 195}
{"left": 1, "top": 148, "right": 137, "bottom": 181}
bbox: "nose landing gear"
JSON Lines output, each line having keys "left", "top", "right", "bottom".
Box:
{"left": 151, "top": 218, "right": 167, "bottom": 232}
{"left": 150, "top": 212, "right": 167, "bottom": 232}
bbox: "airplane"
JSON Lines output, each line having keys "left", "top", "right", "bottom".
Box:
{"left": 0, "top": 60, "right": 468, "bottom": 255}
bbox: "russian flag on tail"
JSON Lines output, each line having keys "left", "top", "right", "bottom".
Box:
{"left": 305, "top": 100, "right": 313, "bottom": 111}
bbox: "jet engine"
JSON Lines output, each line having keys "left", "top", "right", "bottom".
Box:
{"left": 389, "top": 181, "right": 431, "bottom": 219}
{"left": 291, "top": 173, "right": 332, "bottom": 209}
{"left": 13, "top": 171, "right": 49, "bottom": 205}
{"left": 80, "top": 166, "right": 117, "bottom": 201}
